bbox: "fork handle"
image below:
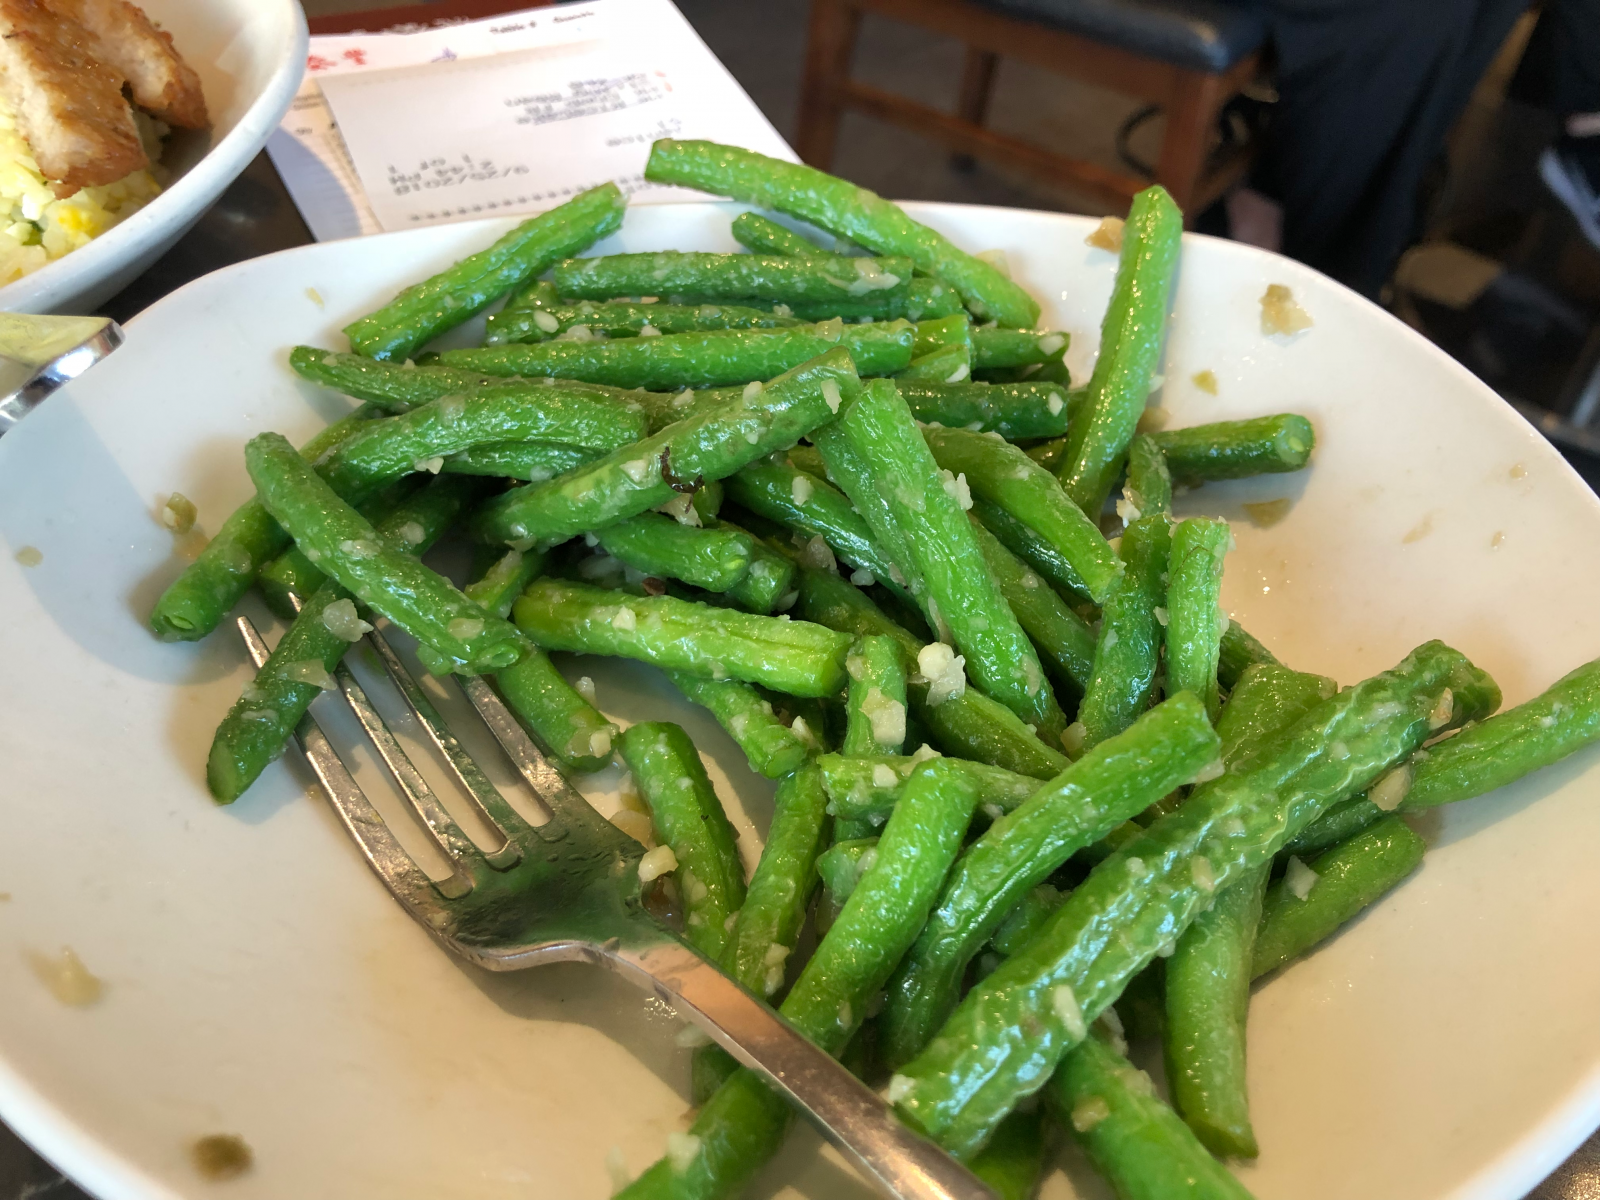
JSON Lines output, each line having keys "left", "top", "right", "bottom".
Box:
{"left": 606, "top": 939, "right": 997, "bottom": 1200}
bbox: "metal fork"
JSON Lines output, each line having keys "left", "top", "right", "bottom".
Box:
{"left": 236, "top": 614, "right": 995, "bottom": 1200}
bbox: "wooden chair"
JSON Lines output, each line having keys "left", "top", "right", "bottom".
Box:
{"left": 796, "top": 0, "right": 1268, "bottom": 223}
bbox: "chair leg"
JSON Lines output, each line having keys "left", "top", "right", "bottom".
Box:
{"left": 951, "top": 47, "right": 999, "bottom": 172}
{"left": 797, "top": 0, "right": 863, "bottom": 170}
{"left": 1156, "top": 69, "right": 1224, "bottom": 220}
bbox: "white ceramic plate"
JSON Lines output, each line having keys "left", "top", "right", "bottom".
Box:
{"left": 0, "top": 202, "right": 1597, "bottom": 1200}
{"left": 0, "top": 0, "right": 306, "bottom": 315}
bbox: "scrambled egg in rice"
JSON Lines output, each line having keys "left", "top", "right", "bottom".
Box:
{"left": 0, "top": 95, "right": 167, "bottom": 284}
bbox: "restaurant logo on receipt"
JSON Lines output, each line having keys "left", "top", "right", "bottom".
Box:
{"left": 268, "top": 0, "right": 794, "bottom": 239}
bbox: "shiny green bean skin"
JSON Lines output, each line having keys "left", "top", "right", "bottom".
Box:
{"left": 881, "top": 692, "right": 1219, "bottom": 1070}
{"left": 971, "top": 498, "right": 1093, "bottom": 604}
{"left": 716, "top": 521, "right": 795, "bottom": 613}
{"left": 914, "top": 314, "right": 975, "bottom": 356}
{"left": 1077, "top": 516, "right": 1172, "bottom": 750}
{"left": 1056, "top": 186, "right": 1183, "bottom": 516}
{"left": 898, "top": 342, "right": 973, "bottom": 384}
{"left": 969, "top": 517, "right": 1096, "bottom": 698}
{"left": 486, "top": 300, "right": 799, "bottom": 345}
{"left": 665, "top": 672, "right": 810, "bottom": 779}
{"left": 501, "top": 278, "right": 557, "bottom": 313}
{"left": 890, "top": 640, "right": 1498, "bottom": 1158}
{"left": 898, "top": 379, "right": 1074, "bottom": 440}
{"left": 344, "top": 182, "right": 625, "bottom": 361}
{"left": 843, "top": 634, "right": 909, "bottom": 756}
{"left": 816, "top": 378, "right": 1063, "bottom": 735}
{"left": 972, "top": 327, "right": 1069, "bottom": 371}
{"left": 440, "top": 440, "right": 596, "bottom": 481}
{"left": 472, "top": 348, "right": 860, "bottom": 547}
{"left": 438, "top": 319, "right": 913, "bottom": 390}
{"left": 1218, "top": 620, "right": 1279, "bottom": 691}
{"left": 1165, "top": 518, "right": 1232, "bottom": 722}
{"left": 1050, "top": 1032, "right": 1255, "bottom": 1200}
{"left": 1123, "top": 434, "right": 1171, "bottom": 518}
{"left": 1281, "top": 795, "right": 1381, "bottom": 858}
{"left": 791, "top": 565, "right": 1069, "bottom": 779}
{"left": 205, "top": 478, "right": 473, "bottom": 803}
{"left": 816, "top": 836, "right": 878, "bottom": 907}
{"left": 1151, "top": 414, "right": 1315, "bottom": 483}
{"left": 730, "top": 211, "right": 830, "bottom": 258}
{"left": 244, "top": 434, "right": 525, "bottom": 674}
{"left": 290, "top": 347, "right": 502, "bottom": 411}
{"left": 1216, "top": 664, "right": 1336, "bottom": 772}
{"left": 989, "top": 884, "right": 1065, "bottom": 957}
{"left": 553, "top": 250, "right": 916, "bottom": 309}
{"left": 618, "top": 722, "right": 746, "bottom": 961}
{"left": 817, "top": 752, "right": 1033, "bottom": 826}
{"left": 724, "top": 459, "right": 903, "bottom": 588}
{"left": 593, "top": 511, "right": 754, "bottom": 592}
{"left": 968, "top": 1109, "right": 1047, "bottom": 1200}
{"left": 513, "top": 579, "right": 850, "bottom": 697}
{"left": 147, "top": 405, "right": 379, "bottom": 641}
{"left": 725, "top": 763, "right": 830, "bottom": 994}
{"left": 617, "top": 759, "right": 981, "bottom": 1200}
{"left": 645, "top": 139, "right": 1041, "bottom": 327}
{"left": 926, "top": 425, "right": 1122, "bottom": 604}
{"left": 783, "top": 278, "right": 966, "bottom": 322}
{"left": 1252, "top": 815, "right": 1425, "bottom": 979}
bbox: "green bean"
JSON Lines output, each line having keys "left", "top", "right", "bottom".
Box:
{"left": 440, "top": 441, "right": 596, "bottom": 481}
{"left": 665, "top": 673, "right": 810, "bottom": 779}
{"left": 726, "top": 762, "right": 829, "bottom": 993}
{"left": 815, "top": 378, "right": 1064, "bottom": 736}
{"left": 593, "top": 512, "right": 754, "bottom": 592}
{"left": 1050, "top": 1030, "right": 1255, "bottom": 1200}
{"left": 513, "top": 579, "right": 850, "bottom": 697}
{"left": 1218, "top": 620, "right": 1278, "bottom": 691}
{"left": 968, "top": 1109, "right": 1048, "bottom": 1200}
{"left": 817, "top": 836, "right": 878, "bottom": 907}
{"left": 1252, "top": 815, "right": 1426, "bottom": 979}
{"left": 1075, "top": 516, "right": 1172, "bottom": 751}
{"left": 1217, "top": 664, "right": 1336, "bottom": 772}
{"left": 344, "top": 182, "right": 626, "bottom": 361}
{"left": 817, "top": 751, "right": 1032, "bottom": 826}
{"left": 465, "top": 546, "right": 543, "bottom": 617}
{"left": 290, "top": 347, "right": 501, "bottom": 411}
{"left": 925, "top": 426, "right": 1122, "bottom": 604}
{"left": 791, "top": 564, "right": 1069, "bottom": 779}
{"left": 843, "top": 634, "right": 908, "bottom": 756}
{"left": 716, "top": 521, "right": 795, "bottom": 614}
{"left": 881, "top": 691, "right": 1219, "bottom": 1069}
{"left": 486, "top": 300, "right": 799, "bottom": 345}
{"left": 890, "top": 640, "right": 1498, "bottom": 1157}
{"left": 730, "top": 211, "right": 830, "bottom": 258}
{"left": 645, "top": 139, "right": 1040, "bottom": 327}
{"left": 723, "top": 460, "right": 903, "bottom": 590}
{"left": 971, "top": 498, "right": 1093, "bottom": 604}
{"left": 472, "top": 348, "right": 861, "bottom": 547}
{"left": 913, "top": 314, "right": 974, "bottom": 356}
{"left": 972, "top": 327, "right": 1069, "bottom": 371}
{"left": 243, "top": 434, "right": 525, "bottom": 674}
{"left": 618, "top": 758, "right": 981, "bottom": 1200}
{"left": 1165, "top": 518, "right": 1232, "bottom": 723}
{"left": 553, "top": 250, "right": 916, "bottom": 311}
{"left": 148, "top": 406, "right": 380, "bottom": 641}
{"left": 1056, "top": 186, "right": 1183, "bottom": 516}
{"left": 257, "top": 479, "right": 419, "bottom": 616}
{"left": 989, "top": 883, "right": 1065, "bottom": 957}
{"left": 618, "top": 722, "right": 746, "bottom": 961}
{"left": 1281, "top": 796, "right": 1381, "bottom": 858}
{"left": 898, "top": 379, "right": 1074, "bottom": 440}
{"left": 969, "top": 517, "right": 1096, "bottom": 698}
{"left": 501, "top": 278, "right": 557, "bottom": 313}
{"left": 205, "top": 477, "right": 474, "bottom": 803}
{"left": 897, "top": 342, "right": 973, "bottom": 384}
{"left": 1163, "top": 865, "right": 1267, "bottom": 1159}
{"left": 1151, "top": 414, "right": 1315, "bottom": 483}
{"left": 784, "top": 278, "right": 966, "bottom": 322}
{"left": 1123, "top": 434, "right": 1171, "bottom": 518}
{"left": 439, "top": 319, "right": 913, "bottom": 390}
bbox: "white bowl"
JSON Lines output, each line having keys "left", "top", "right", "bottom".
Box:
{"left": 0, "top": 0, "right": 307, "bottom": 315}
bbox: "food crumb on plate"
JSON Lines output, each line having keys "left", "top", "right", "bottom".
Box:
{"left": 1085, "top": 216, "right": 1124, "bottom": 252}
{"left": 1191, "top": 369, "right": 1218, "bottom": 394}
{"left": 27, "top": 946, "right": 103, "bottom": 1006}
{"left": 158, "top": 492, "right": 196, "bottom": 534}
{"left": 1261, "top": 283, "right": 1313, "bottom": 336}
{"left": 1243, "top": 499, "right": 1292, "bottom": 528}
{"left": 14, "top": 545, "right": 41, "bottom": 566}
{"left": 1402, "top": 513, "right": 1435, "bottom": 544}
{"left": 305, "top": 287, "right": 324, "bottom": 308}
{"left": 1491, "top": 530, "right": 1506, "bottom": 549}
{"left": 191, "top": 1134, "right": 252, "bottom": 1180}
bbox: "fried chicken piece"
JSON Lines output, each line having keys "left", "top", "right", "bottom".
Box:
{"left": 0, "top": 0, "right": 146, "bottom": 194}
{"left": 45, "top": 0, "right": 207, "bottom": 128}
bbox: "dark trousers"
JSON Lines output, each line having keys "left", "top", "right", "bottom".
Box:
{"left": 1240, "top": 0, "right": 1529, "bottom": 297}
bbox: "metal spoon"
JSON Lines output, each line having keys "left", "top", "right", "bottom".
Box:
{"left": 0, "top": 313, "right": 123, "bottom": 437}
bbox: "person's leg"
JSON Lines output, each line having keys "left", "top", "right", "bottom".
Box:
{"left": 1537, "top": 0, "right": 1600, "bottom": 248}
{"left": 1250, "top": 0, "right": 1526, "bottom": 297}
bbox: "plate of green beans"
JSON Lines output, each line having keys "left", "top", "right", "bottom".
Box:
{"left": 0, "top": 139, "right": 1597, "bottom": 1200}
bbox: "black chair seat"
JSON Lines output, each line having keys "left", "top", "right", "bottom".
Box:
{"left": 971, "top": 0, "right": 1266, "bottom": 73}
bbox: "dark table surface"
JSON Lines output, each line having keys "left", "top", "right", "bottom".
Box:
{"left": 2, "top": 149, "right": 1597, "bottom": 1200}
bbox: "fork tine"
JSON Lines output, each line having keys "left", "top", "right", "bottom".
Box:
{"left": 457, "top": 674, "right": 619, "bottom": 837}
{"left": 236, "top": 616, "right": 452, "bottom": 924}
{"left": 364, "top": 626, "right": 529, "bottom": 865}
